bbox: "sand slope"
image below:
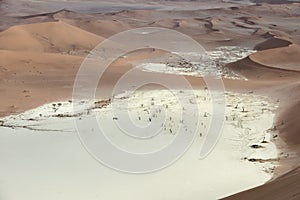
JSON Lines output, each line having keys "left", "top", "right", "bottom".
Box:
{"left": 226, "top": 42, "right": 300, "bottom": 79}
{"left": 0, "top": 50, "right": 83, "bottom": 116}
{"left": 278, "top": 100, "right": 300, "bottom": 149}
{"left": 250, "top": 44, "right": 300, "bottom": 72}
{"left": 224, "top": 89, "right": 300, "bottom": 200}
{"left": 0, "top": 21, "right": 104, "bottom": 54}
{"left": 224, "top": 165, "right": 300, "bottom": 200}
{"left": 224, "top": 40, "right": 300, "bottom": 200}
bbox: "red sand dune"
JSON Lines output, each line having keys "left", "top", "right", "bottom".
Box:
{"left": 227, "top": 42, "right": 300, "bottom": 79}
{"left": 0, "top": 21, "right": 104, "bottom": 54}
{"left": 250, "top": 44, "right": 300, "bottom": 71}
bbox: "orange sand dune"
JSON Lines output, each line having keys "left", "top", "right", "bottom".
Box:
{"left": 0, "top": 47, "right": 170, "bottom": 117}
{"left": 0, "top": 50, "right": 83, "bottom": 116}
{"left": 0, "top": 21, "right": 104, "bottom": 54}
{"left": 224, "top": 165, "right": 300, "bottom": 200}
{"left": 278, "top": 99, "right": 300, "bottom": 151}
{"left": 250, "top": 44, "right": 300, "bottom": 71}
{"left": 226, "top": 57, "right": 300, "bottom": 80}
{"left": 227, "top": 41, "right": 300, "bottom": 80}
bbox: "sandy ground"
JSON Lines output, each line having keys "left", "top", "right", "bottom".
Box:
{"left": 0, "top": 90, "right": 280, "bottom": 200}
{"left": 1, "top": 0, "right": 300, "bottom": 199}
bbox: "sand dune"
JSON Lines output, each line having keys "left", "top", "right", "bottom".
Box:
{"left": 226, "top": 41, "right": 300, "bottom": 79}
{"left": 250, "top": 44, "right": 300, "bottom": 71}
{"left": 0, "top": 50, "right": 83, "bottom": 117}
{"left": 4, "top": 2, "right": 296, "bottom": 50}
{"left": 1, "top": 0, "right": 300, "bottom": 199}
{"left": 278, "top": 100, "right": 300, "bottom": 150}
{"left": 254, "top": 37, "right": 292, "bottom": 50}
{"left": 224, "top": 166, "right": 300, "bottom": 200}
{"left": 52, "top": 9, "right": 133, "bottom": 37}
{"left": 0, "top": 47, "right": 171, "bottom": 117}
{"left": 60, "top": 19, "right": 132, "bottom": 38}
{"left": 0, "top": 21, "right": 104, "bottom": 54}
{"left": 224, "top": 41, "right": 300, "bottom": 200}
{"left": 226, "top": 57, "right": 300, "bottom": 80}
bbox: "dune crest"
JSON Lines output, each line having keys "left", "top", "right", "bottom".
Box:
{"left": 250, "top": 44, "right": 300, "bottom": 71}
{"left": 0, "top": 21, "right": 104, "bottom": 54}
{"left": 224, "top": 165, "right": 300, "bottom": 200}
{"left": 226, "top": 42, "right": 300, "bottom": 79}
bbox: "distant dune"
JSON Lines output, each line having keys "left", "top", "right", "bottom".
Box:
{"left": 254, "top": 37, "right": 292, "bottom": 50}
{"left": 224, "top": 166, "right": 300, "bottom": 200}
{"left": 0, "top": 21, "right": 104, "bottom": 54}
{"left": 226, "top": 40, "right": 300, "bottom": 79}
{"left": 250, "top": 44, "right": 300, "bottom": 71}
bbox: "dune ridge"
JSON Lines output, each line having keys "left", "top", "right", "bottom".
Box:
{"left": 224, "top": 165, "right": 300, "bottom": 200}
{"left": 226, "top": 38, "right": 300, "bottom": 80}
{"left": 224, "top": 37, "right": 300, "bottom": 199}
{"left": 0, "top": 21, "right": 104, "bottom": 54}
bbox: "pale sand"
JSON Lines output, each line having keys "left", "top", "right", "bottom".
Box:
{"left": 0, "top": 90, "right": 279, "bottom": 200}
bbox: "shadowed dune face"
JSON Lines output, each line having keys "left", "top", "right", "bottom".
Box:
{"left": 249, "top": 44, "right": 300, "bottom": 71}
{"left": 254, "top": 37, "right": 292, "bottom": 50}
{"left": 226, "top": 43, "right": 300, "bottom": 79}
{"left": 278, "top": 100, "right": 300, "bottom": 148}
